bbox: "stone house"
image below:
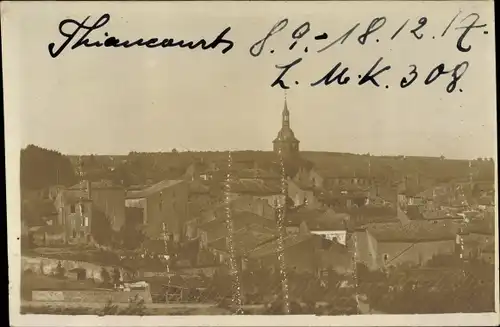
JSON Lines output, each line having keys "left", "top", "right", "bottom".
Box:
{"left": 64, "top": 180, "right": 126, "bottom": 232}
{"left": 246, "top": 234, "right": 353, "bottom": 275}
{"left": 184, "top": 195, "right": 277, "bottom": 241}
{"left": 197, "top": 211, "right": 277, "bottom": 249}
{"left": 353, "top": 221, "right": 460, "bottom": 270}
{"left": 227, "top": 179, "right": 286, "bottom": 208}
{"left": 287, "top": 179, "right": 318, "bottom": 208}
{"left": 53, "top": 191, "right": 93, "bottom": 244}
{"left": 305, "top": 168, "right": 373, "bottom": 190}
{"left": 301, "top": 210, "right": 349, "bottom": 246}
{"left": 208, "top": 226, "right": 277, "bottom": 265}
{"left": 125, "top": 179, "right": 189, "bottom": 243}
{"left": 30, "top": 225, "right": 66, "bottom": 246}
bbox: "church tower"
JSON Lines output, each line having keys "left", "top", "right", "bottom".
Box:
{"left": 273, "top": 98, "right": 300, "bottom": 158}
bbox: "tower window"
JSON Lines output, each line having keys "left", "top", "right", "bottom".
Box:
{"left": 70, "top": 205, "right": 76, "bottom": 213}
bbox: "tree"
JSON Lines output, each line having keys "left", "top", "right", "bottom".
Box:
{"left": 119, "top": 208, "right": 146, "bottom": 250}
{"left": 101, "top": 268, "right": 111, "bottom": 285}
{"left": 91, "top": 208, "right": 114, "bottom": 246}
{"left": 20, "top": 144, "right": 77, "bottom": 190}
{"left": 112, "top": 267, "right": 121, "bottom": 287}
{"left": 55, "top": 261, "right": 66, "bottom": 278}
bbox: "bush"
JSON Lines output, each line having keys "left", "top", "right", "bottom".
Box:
{"left": 98, "top": 300, "right": 119, "bottom": 316}
{"left": 101, "top": 267, "right": 111, "bottom": 286}
{"left": 55, "top": 261, "right": 65, "bottom": 279}
{"left": 122, "top": 295, "right": 146, "bottom": 315}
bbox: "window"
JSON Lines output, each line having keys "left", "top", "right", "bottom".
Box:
{"left": 70, "top": 204, "right": 76, "bottom": 213}
{"left": 80, "top": 204, "right": 85, "bottom": 214}
{"left": 72, "top": 229, "right": 76, "bottom": 238}
{"left": 84, "top": 217, "right": 89, "bottom": 227}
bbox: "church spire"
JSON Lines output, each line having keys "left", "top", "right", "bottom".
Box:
{"left": 282, "top": 94, "right": 290, "bottom": 128}
{"left": 273, "top": 93, "right": 300, "bottom": 157}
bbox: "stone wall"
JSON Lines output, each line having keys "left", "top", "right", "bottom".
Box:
{"left": 32, "top": 289, "right": 153, "bottom": 303}
{"left": 22, "top": 256, "right": 127, "bottom": 283}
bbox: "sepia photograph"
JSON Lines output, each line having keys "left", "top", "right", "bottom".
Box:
{"left": 2, "top": 1, "right": 498, "bottom": 326}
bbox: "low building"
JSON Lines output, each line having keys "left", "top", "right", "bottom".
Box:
{"left": 201, "top": 195, "right": 277, "bottom": 222}
{"left": 246, "top": 234, "right": 352, "bottom": 275}
{"left": 208, "top": 226, "right": 277, "bottom": 265}
{"left": 227, "top": 179, "right": 285, "bottom": 208}
{"left": 460, "top": 218, "right": 495, "bottom": 261}
{"left": 284, "top": 207, "right": 349, "bottom": 245}
{"left": 353, "top": 221, "right": 460, "bottom": 270}
{"left": 307, "top": 168, "right": 373, "bottom": 190}
{"left": 53, "top": 192, "right": 93, "bottom": 244}
{"left": 198, "top": 211, "right": 277, "bottom": 248}
{"left": 29, "top": 225, "right": 66, "bottom": 246}
{"left": 126, "top": 180, "right": 189, "bottom": 243}
{"left": 302, "top": 210, "right": 349, "bottom": 246}
{"left": 65, "top": 180, "right": 126, "bottom": 232}
{"left": 288, "top": 179, "right": 318, "bottom": 208}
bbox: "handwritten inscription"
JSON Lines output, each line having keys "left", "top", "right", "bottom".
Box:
{"left": 47, "top": 12, "right": 489, "bottom": 93}
{"left": 251, "top": 12, "right": 487, "bottom": 93}
{"left": 48, "top": 14, "right": 234, "bottom": 58}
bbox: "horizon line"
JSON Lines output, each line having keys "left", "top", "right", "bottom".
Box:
{"left": 22, "top": 143, "right": 495, "bottom": 162}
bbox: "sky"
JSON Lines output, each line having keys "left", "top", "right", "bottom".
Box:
{"left": 3, "top": 1, "right": 497, "bottom": 159}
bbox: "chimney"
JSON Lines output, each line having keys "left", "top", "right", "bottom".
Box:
{"left": 86, "top": 180, "right": 92, "bottom": 200}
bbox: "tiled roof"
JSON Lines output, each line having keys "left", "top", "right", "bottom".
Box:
{"left": 199, "top": 211, "right": 277, "bottom": 241}
{"left": 235, "top": 168, "right": 280, "bottom": 180}
{"left": 62, "top": 190, "right": 93, "bottom": 204}
{"left": 30, "top": 225, "right": 65, "bottom": 235}
{"left": 291, "top": 179, "right": 315, "bottom": 190}
{"left": 228, "top": 179, "right": 282, "bottom": 195}
{"left": 463, "top": 219, "right": 494, "bottom": 235}
{"left": 23, "top": 199, "right": 58, "bottom": 217}
{"left": 209, "top": 228, "right": 277, "bottom": 255}
{"left": 167, "top": 275, "right": 208, "bottom": 290}
{"left": 69, "top": 180, "right": 119, "bottom": 190}
{"left": 305, "top": 211, "right": 348, "bottom": 231}
{"left": 481, "top": 242, "right": 495, "bottom": 253}
{"left": 188, "top": 180, "right": 210, "bottom": 194}
{"left": 347, "top": 206, "right": 399, "bottom": 225}
{"left": 247, "top": 234, "right": 312, "bottom": 258}
{"left": 285, "top": 207, "right": 348, "bottom": 231}
{"left": 477, "top": 196, "right": 494, "bottom": 206}
{"left": 285, "top": 207, "right": 325, "bottom": 227}
{"left": 362, "top": 220, "right": 459, "bottom": 242}
{"left": 126, "top": 180, "right": 184, "bottom": 199}
{"left": 206, "top": 196, "right": 274, "bottom": 219}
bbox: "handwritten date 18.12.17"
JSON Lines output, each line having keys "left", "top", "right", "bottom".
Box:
{"left": 249, "top": 11, "right": 487, "bottom": 93}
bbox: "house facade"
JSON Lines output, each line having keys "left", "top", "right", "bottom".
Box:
{"left": 64, "top": 180, "right": 126, "bottom": 232}
{"left": 353, "top": 221, "right": 460, "bottom": 270}
{"left": 247, "top": 234, "right": 353, "bottom": 275}
{"left": 54, "top": 192, "right": 93, "bottom": 244}
{"left": 125, "top": 180, "right": 189, "bottom": 242}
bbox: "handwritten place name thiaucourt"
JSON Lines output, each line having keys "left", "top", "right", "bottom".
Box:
{"left": 47, "top": 12, "right": 489, "bottom": 93}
